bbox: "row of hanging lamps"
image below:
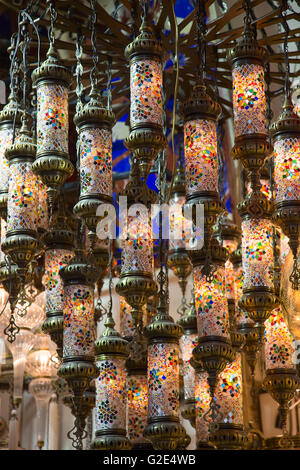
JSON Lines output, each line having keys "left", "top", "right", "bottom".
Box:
{"left": 57, "top": 234, "right": 99, "bottom": 450}
{"left": 31, "top": 0, "right": 73, "bottom": 213}
{"left": 178, "top": 289, "right": 197, "bottom": 428}
{"left": 184, "top": 1, "right": 234, "bottom": 431}
{"left": 92, "top": 241, "right": 131, "bottom": 451}
{"left": 227, "top": 0, "right": 278, "bottom": 346}
{"left": 42, "top": 205, "right": 75, "bottom": 359}
{"left": 25, "top": 332, "right": 58, "bottom": 450}
{"left": 271, "top": 6, "right": 300, "bottom": 291}
{"left": 73, "top": 0, "right": 115, "bottom": 251}
{"left": 124, "top": 2, "right": 166, "bottom": 179}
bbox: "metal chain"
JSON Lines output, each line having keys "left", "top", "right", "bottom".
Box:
{"left": 280, "top": 0, "right": 291, "bottom": 98}
{"left": 48, "top": 0, "right": 58, "bottom": 47}
{"left": 75, "top": 32, "right": 85, "bottom": 114}
{"left": 90, "top": 0, "right": 99, "bottom": 89}
{"left": 107, "top": 238, "right": 114, "bottom": 320}
{"left": 106, "top": 56, "right": 112, "bottom": 110}
{"left": 196, "top": 0, "right": 206, "bottom": 83}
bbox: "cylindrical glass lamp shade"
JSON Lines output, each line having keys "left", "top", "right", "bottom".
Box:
{"left": 6, "top": 328, "right": 35, "bottom": 399}
{"left": 95, "top": 358, "right": 127, "bottom": 430}
{"left": 79, "top": 127, "right": 112, "bottom": 198}
{"left": 36, "top": 84, "right": 68, "bottom": 156}
{"left": 180, "top": 333, "right": 197, "bottom": 401}
{"left": 242, "top": 218, "right": 274, "bottom": 290}
{"left": 29, "top": 377, "right": 53, "bottom": 448}
{"left": 184, "top": 119, "right": 218, "bottom": 197}
{"left": 148, "top": 343, "right": 180, "bottom": 418}
{"left": 193, "top": 266, "right": 230, "bottom": 338}
{"left": 223, "top": 240, "right": 238, "bottom": 301}
{"left": 37, "top": 178, "right": 49, "bottom": 231}
{"left": 44, "top": 249, "right": 73, "bottom": 315}
{"left": 0, "top": 127, "right": 19, "bottom": 201}
{"left": 195, "top": 370, "right": 210, "bottom": 443}
{"left": 121, "top": 212, "right": 153, "bottom": 274}
{"left": 120, "top": 297, "right": 147, "bottom": 338}
{"left": 265, "top": 307, "right": 294, "bottom": 369}
{"left": 130, "top": 59, "right": 163, "bottom": 128}
{"left": 63, "top": 284, "right": 95, "bottom": 357}
{"left": 273, "top": 136, "right": 300, "bottom": 203}
{"left": 7, "top": 161, "right": 38, "bottom": 232}
{"left": 234, "top": 265, "right": 252, "bottom": 325}
{"left": 232, "top": 63, "right": 267, "bottom": 138}
{"left": 216, "top": 354, "right": 243, "bottom": 424}
{"left": 127, "top": 374, "right": 148, "bottom": 445}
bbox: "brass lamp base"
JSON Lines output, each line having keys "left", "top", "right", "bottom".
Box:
{"left": 144, "top": 418, "right": 186, "bottom": 451}
{"left": 209, "top": 423, "right": 246, "bottom": 450}
{"left": 91, "top": 429, "right": 132, "bottom": 451}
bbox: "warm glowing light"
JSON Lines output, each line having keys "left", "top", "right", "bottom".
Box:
{"left": 232, "top": 63, "right": 267, "bottom": 138}
{"left": 274, "top": 137, "right": 300, "bottom": 203}
{"left": 121, "top": 211, "right": 153, "bottom": 274}
{"left": 44, "top": 249, "right": 73, "bottom": 315}
{"left": 195, "top": 370, "right": 210, "bottom": 443}
{"left": 180, "top": 333, "right": 197, "bottom": 401}
{"left": 216, "top": 354, "right": 243, "bottom": 424}
{"left": 265, "top": 307, "right": 294, "bottom": 369}
{"left": 193, "top": 266, "right": 230, "bottom": 338}
{"left": 148, "top": 343, "right": 179, "bottom": 418}
{"left": 233, "top": 265, "right": 253, "bottom": 325}
{"left": 184, "top": 119, "right": 218, "bottom": 196}
{"left": 242, "top": 218, "right": 274, "bottom": 290}
{"left": 127, "top": 374, "right": 148, "bottom": 445}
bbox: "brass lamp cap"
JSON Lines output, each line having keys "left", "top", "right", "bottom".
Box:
{"left": 270, "top": 95, "right": 300, "bottom": 140}
{"left": 182, "top": 84, "right": 221, "bottom": 122}
{"left": 227, "top": 24, "right": 268, "bottom": 66}
{"left": 32, "top": 44, "right": 72, "bottom": 87}
{"left": 177, "top": 295, "right": 197, "bottom": 334}
{"left": 238, "top": 189, "right": 273, "bottom": 219}
{"left": 5, "top": 113, "right": 36, "bottom": 162}
{"left": 95, "top": 317, "right": 129, "bottom": 358}
{"left": 74, "top": 84, "right": 115, "bottom": 128}
{"left": 125, "top": 18, "right": 162, "bottom": 61}
{"left": 0, "top": 92, "right": 22, "bottom": 126}
{"left": 44, "top": 213, "right": 75, "bottom": 250}
{"left": 144, "top": 299, "right": 183, "bottom": 341}
{"left": 59, "top": 248, "right": 99, "bottom": 286}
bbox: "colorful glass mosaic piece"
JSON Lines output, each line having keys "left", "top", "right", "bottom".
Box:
{"left": 184, "top": 119, "right": 218, "bottom": 196}
{"left": 44, "top": 249, "right": 73, "bottom": 314}
{"left": 95, "top": 358, "right": 127, "bottom": 430}
{"left": 7, "top": 162, "right": 38, "bottom": 232}
{"left": 37, "top": 178, "right": 49, "bottom": 231}
{"left": 193, "top": 266, "right": 230, "bottom": 338}
{"left": 242, "top": 218, "right": 274, "bottom": 290}
{"left": 79, "top": 127, "right": 112, "bottom": 198}
{"left": 265, "top": 307, "right": 294, "bottom": 369}
{"left": 274, "top": 137, "right": 300, "bottom": 203}
{"left": 0, "top": 127, "right": 17, "bottom": 192}
{"left": 63, "top": 284, "right": 95, "bottom": 357}
{"left": 232, "top": 63, "right": 267, "bottom": 137}
{"left": 36, "top": 84, "right": 68, "bottom": 155}
{"left": 180, "top": 333, "right": 198, "bottom": 401}
{"left": 121, "top": 211, "right": 153, "bottom": 274}
{"left": 148, "top": 343, "right": 179, "bottom": 418}
{"left": 130, "top": 59, "right": 163, "bottom": 127}
{"left": 216, "top": 354, "right": 243, "bottom": 424}
{"left": 127, "top": 374, "right": 148, "bottom": 444}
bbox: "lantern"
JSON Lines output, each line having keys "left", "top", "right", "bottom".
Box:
{"left": 32, "top": 44, "right": 73, "bottom": 207}
{"left": 91, "top": 316, "right": 131, "bottom": 450}
{"left": 124, "top": 17, "right": 166, "bottom": 178}
{"left": 194, "top": 368, "right": 211, "bottom": 449}
{"left": 42, "top": 211, "right": 74, "bottom": 358}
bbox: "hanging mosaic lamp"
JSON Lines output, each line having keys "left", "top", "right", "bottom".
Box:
{"left": 42, "top": 209, "right": 75, "bottom": 359}
{"left": 209, "top": 354, "right": 245, "bottom": 450}
{"left": 271, "top": 95, "right": 300, "bottom": 290}
{"left": 2, "top": 113, "right": 40, "bottom": 295}
{"left": 183, "top": 81, "right": 222, "bottom": 246}
{"left": 58, "top": 247, "right": 99, "bottom": 450}
{"left": 178, "top": 290, "right": 197, "bottom": 428}
{"left": 36, "top": 178, "right": 49, "bottom": 234}
{"left": 191, "top": 237, "right": 235, "bottom": 415}
{"left": 263, "top": 307, "right": 299, "bottom": 438}
{"left": 73, "top": 84, "right": 115, "bottom": 247}
{"left": 168, "top": 158, "right": 192, "bottom": 300}
{"left": 144, "top": 296, "right": 186, "bottom": 450}
{"left": 231, "top": 244, "right": 259, "bottom": 378}
{"left": 0, "top": 91, "right": 22, "bottom": 220}
{"left": 116, "top": 160, "right": 157, "bottom": 328}
{"left": 126, "top": 332, "right": 152, "bottom": 449}
{"left": 124, "top": 15, "right": 166, "bottom": 178}
{"left": 91, "top": 315, "right": 131, "bottom": 450}
{"left": 31, "top": 35, "right": 73, "bottom": 209}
